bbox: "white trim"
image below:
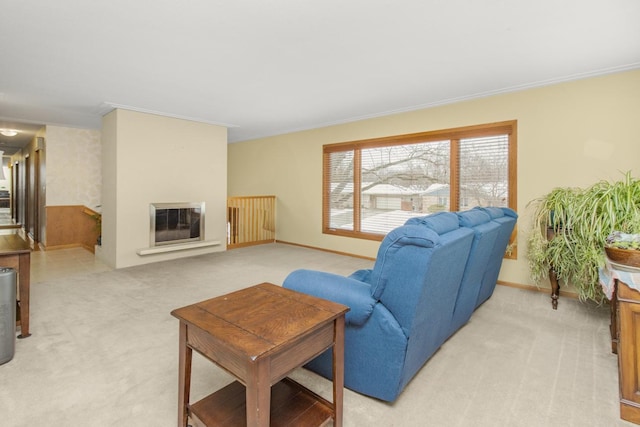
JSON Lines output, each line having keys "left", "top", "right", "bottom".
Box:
{"left": 229, "top": 62, "right": 640, "bottom": 143}
{"left": 101, "top": 102, "right": 238, "bottom": 128}
{"left": 136, "top": 240, "right": 221, "bottom": 256}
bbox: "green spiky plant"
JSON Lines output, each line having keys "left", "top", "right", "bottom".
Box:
{"left": 527, "top": 172, "right": 640, "bottom": 303}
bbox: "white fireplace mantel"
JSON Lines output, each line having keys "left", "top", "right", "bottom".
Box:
{"left": 136, "top": 240, "right": 221, "bottom": 256}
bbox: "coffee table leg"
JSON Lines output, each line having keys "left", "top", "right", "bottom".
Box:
{"left": 333, "top": 316, "right": 345, "bottom": 427}
{"left": 178, "top": 322, "right": 192, "bottom": 427}
{"left": 246, "top": 360, "right": 271, "bottom": 426}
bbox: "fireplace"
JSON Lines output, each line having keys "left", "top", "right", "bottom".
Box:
{"left": 150, "top": 202, "right": 204, "bottom": 247}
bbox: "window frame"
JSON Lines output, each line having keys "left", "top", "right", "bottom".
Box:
{"left": 322, "top": 120, "right": 517, "bottom": 251}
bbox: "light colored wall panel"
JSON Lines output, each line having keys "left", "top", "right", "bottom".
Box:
{"left": 45, "top": 125, "right": 101, "bottom": 209}
{"left": 101, "top": 109, "right": 227, "bottom": 268}
{"left": 228, "top": 69, "right": 640, "bottom": 293}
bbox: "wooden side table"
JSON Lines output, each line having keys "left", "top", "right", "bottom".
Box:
{"left": 171, "top": 282, "right": 349, "bottom": 427}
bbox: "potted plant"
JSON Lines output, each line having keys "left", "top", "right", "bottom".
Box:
{"left": 527, "top": 172, "right": 640, "bottom": 302}
{"left": 605, "top": 231, "right": 640, "bottom": 268}
{"left": 91, "top": 212, "right": 102, "bottom": 246}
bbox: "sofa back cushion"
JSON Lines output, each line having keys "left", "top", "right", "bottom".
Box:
{"left": 382, "top": 212, "right": 473, "bottom": 337}
{"left": 379, "top": 225, "right": 472, "bottom": 333}
{"left": 397, "top": 222, "right": 474, "bottom": 387}
{"left": 405, "top": 211, "right": 460, "bottom": 234}
{"left": 448, "top": 209, "right": 501, "bottom": 335}
{"left": 472, "top": 207, "right": 518, "bottom": 307}
{"left": 457, "top": 209, "right": 491, "bottom": 228}
{"left": 369, "top": 224, "right": 439, "bottom": 300}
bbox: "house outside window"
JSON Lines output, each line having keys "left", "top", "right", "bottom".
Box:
{"left": 323, "top": 120, "right": 517, "bottom": 242}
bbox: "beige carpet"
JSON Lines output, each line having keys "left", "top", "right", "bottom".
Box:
{"left": 0, "top": 243, "right": 631, "bottom": 426}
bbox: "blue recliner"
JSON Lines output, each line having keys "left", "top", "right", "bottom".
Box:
{"left": 448, "top": 209, "right": 501, "bottom": 336}
{"left": 283, "top": 212, "right": 474, "bottom": 401}
{"left": 472, "top": 207, "right": 518, "bottom": 308}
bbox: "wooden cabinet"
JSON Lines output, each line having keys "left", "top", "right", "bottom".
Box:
{"left": 616, "top": 279, "right": 640, "bottom": 424}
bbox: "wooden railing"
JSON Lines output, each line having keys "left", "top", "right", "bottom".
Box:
{"left": 227, "top": 196, "right": 276, "bottom": 248}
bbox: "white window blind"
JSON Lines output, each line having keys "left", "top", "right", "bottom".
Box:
{"left": 458, "top": 135, "right": 509, "bottom": 210}
{"left": 359, "top": 141, "right": 450, "bottom": 234}
{"left": 327, "top": 151, "right": 354, "bottom": 231}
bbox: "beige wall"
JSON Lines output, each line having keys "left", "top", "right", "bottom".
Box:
{"left": 101, "top": 109, "right": 227, "bottom": 268}
{"left": 101, "top": 111, "right": 118, "bottom": 265}
{"left": 45, "top": 125, "right": 102, "bottom": 208}
{"left": 228, "top": 69, "right": 640, "bottom": 293}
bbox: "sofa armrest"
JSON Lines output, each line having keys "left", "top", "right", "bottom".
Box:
{"left": 349, "top": 268, "right": 372, "bottom": 283}
{"left": 283, "top": 269, "right": 376, "bottom": 326}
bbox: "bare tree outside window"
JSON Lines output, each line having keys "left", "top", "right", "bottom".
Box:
{"left": 323, "top": 121, "right": 516, "bottom": 240}
{"left": 328, "top": 151, "right": 354, "bottom": 230}
{"left": 459, "top": 135, "right": 509, "bottom": 209}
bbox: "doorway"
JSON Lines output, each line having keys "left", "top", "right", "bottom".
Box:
{"left": 0, "top": 156, "right": 19, "bottom": 229}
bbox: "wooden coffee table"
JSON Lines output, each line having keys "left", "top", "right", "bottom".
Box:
{"left": 171, "top": 282, "right": 348, "bottom": 427}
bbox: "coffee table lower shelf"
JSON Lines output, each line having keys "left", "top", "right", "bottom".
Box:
{"left": 189, "top": 377, "right": 335, "bottom": 427}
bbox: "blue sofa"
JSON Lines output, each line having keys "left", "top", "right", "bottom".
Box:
{"left": 282, "top": 207, "right": 517, "bottom": 402}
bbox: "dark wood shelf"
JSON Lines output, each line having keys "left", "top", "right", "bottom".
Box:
{"left": 189, "top": 378, "right": 334, "bottom": 427}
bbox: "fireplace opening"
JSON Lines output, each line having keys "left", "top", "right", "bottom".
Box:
{"left": 150, "top": 202, "right": 205, "bottom": 246}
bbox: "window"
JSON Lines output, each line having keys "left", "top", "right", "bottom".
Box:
{"left": 323, "top": 120, "right": 517, "bottom": 243}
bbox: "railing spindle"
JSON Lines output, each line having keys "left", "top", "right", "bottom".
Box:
{"left": 227, "top": 196, "right": 276, "bottom": 248}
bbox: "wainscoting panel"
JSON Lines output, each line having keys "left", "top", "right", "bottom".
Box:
{"left": 46, "top": 205, "right": 101, "bottom": 252}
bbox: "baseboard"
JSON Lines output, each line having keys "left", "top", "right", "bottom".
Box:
{"left": 0, "top": 224, "right": 21, "bottom": 230}
{"left": 41, "top": 243, "right": 84, "bottom": 251}
{"left": 276, "top": 240, "right": 376, "bottom": 261}
{"left": 497, "top": 279, "right": 579, "bottom": 299}
{"left": 276, "top": 239, "right": 580, "bottom": 299}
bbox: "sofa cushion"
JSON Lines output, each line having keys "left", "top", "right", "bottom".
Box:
{"left": 369, "top": 224, "right": 439, "bottom": 300}
{"left": 448, "top": 211, "right": 500, "bottom": 335}
{"left": 457, "top": 209, "right": 491, "bottom": 227}
{"left": 283, "top": 269, "right": 375, "bottom": 326}
{"left": 474, "top": 207, "right": 518, "bottom": 308}
{"left": 473, "top": 206, "right": 504, "bottom": 219}
{"left": 405, "top": 211, "right": 460, "bottom": 234}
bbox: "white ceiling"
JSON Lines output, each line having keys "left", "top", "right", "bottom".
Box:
{"left": 1, "top": 0, "right": 639, "bottom": 153}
